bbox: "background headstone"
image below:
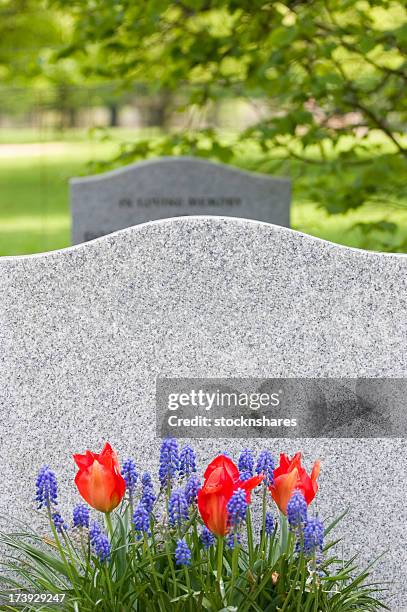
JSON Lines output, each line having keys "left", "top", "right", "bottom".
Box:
{"left": 70, "top": 157, "right": 291, "bottom": 243}
{"left": 0, "top": 217, "right": 406, "bottom": 609}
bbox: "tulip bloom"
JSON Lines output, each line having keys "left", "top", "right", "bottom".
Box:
{"left": 269, "top": 452, "right": 320, "bottom": 514}
{"left": 73, "top": 442, "right": 126, "bottom": 513}
{"left": 197, "top": 455, "right": 263, "bottom": 537}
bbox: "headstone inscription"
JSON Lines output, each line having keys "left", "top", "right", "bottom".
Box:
{"left": 0, "top": 217, "right": 406, "bottom": 609}
{"left": 70, "top": 157, "right": 291, "bottom": 244}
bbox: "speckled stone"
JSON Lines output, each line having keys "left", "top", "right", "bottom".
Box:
{"left": 0, "top": 217, "right": 406, "bottom": 609}
{"left": 70, "top": 157, "right": 291, "bottom": 244}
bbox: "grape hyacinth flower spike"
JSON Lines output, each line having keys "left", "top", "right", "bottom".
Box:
{"left": 175, "top": 539, "right": 191, "bottom": 566}
{"left": 140, "top": 472, "right": 156, "bottom": 514}
{"left": 303, "top": 517, "right": 324, "bottom": 556}
{"left": 287, "top": 490, "right": 307, "bottom": 530}
{"left": 226, "top": 487, "right": 246, "bottom": 551}
{"left": 35, "top": 466, "right": 58, "bottom": 510}
{"left": 121, "top": 458, "right": 138, "bottom": 502}
{"left": 73, "top": 504, "right": 90, "bottom": 529}
{"left": 159, "top": 438, "right": 179, "bottom": 489}
{"left": 201, "top": 526, "right": 215, "bottom": 550}
{"left": 179, "top": 445, "right": 197, "bottom": 478}
{"left": 52, "top": 512, "right": 68, "bottom": 534}
{"left": 255, "top": 450, "right": 275, "bottom": 487}
{"left": 238, "top": 449, "right": 254, "bottom": 475}
{"left": 141, "top": 472, "right": 153, "bottom": 487}
{"left": 227, "top": 488, "right": 248, "bottom": 529}
{"left": 89, "top": 521, "right": 111, "bottom": 563}
{"left": 133, "top": 502, "right": 151, "bottom": 537}
{"left": 265, "top": 512, "right": 274, "bottom": 536}
{"left": 168, "top": 488, "right": 189, "bottom": 528}
{"left": 226, "top": 532, "right": 241, "bottom": 549}
{"left": 184, "top": 474, "right": 200, "bottom": 505}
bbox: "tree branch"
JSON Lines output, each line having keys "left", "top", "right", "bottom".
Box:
{"left": 328, "top": 52, "right": 407, "bottom": 157}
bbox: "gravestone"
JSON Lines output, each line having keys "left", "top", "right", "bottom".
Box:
{"left": 70, "top": 157, "right": 291, "bottom": 244}
{"left": 0, "top": 217, "right": 406, "bottom": 609}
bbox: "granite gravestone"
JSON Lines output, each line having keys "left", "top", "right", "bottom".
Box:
{"left": 70, "top": 157, "right": 291, "bottom": 244}
{"left": 0, "top": 217, "right": 406, "bottom": 609}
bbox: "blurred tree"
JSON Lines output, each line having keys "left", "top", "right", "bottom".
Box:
{"left": 52, "top": 0, "right": 406, "bottom": 233}
{"left": 0, "top": 1, "right": 129, "bottom": 129}
{"left": 0, "top": 0, "right": 83, "bottom": 125}
{"left": 0, "top": 0, "right": 61, "bottom": 83}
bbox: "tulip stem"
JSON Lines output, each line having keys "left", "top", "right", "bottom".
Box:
{"left": 279, "top": 510, "right": 288, "bottom": 556}
{"left": 104, "top": 512, "right": 114, "bottom": 541}
{"left": 216, "top": 536, "right": 224, "bottom": 582}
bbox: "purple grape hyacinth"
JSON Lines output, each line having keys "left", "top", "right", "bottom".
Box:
{"left": 141, "top": 487, "right": 156, "bottom": 513}
{"left": 238, "top": 449, "right": 254, "bottom": 476}
{"left": 226, "top": 488, "right": 247, "bottom": 528}
{"left": 303, "top": 517, "right": 324, "bottom": 555}
{"left": 159, "top": 438, "right": 179, "bottom": 488}
{"left": 175, "top": 539, "right": 191, "bottom": 566}
{"left": 35, "top": 466, "right": 58, "bottom": 509}
{"left": 133, "top": 502, "right": 150, "bottom": 536}
{"left": 89, "top": 521, "right": 101, "bottom": 543}
{"left": 179, "top": 445, "right": 197, "bottom": 478}
{"left": 255, "top": 450, "right": 275, "bottom": 486}
{"left": 168, "top": 488, "right": 189, "bottom": 527}
{"left": 239, "top": 470, "right": 253, "bottom": 482}
{"left": 121, "top": 458, "right": 138, "bottom": 498}
{"left": 287, "top": 490, "right": 307, "bottom": 529}
{"left": 89, "top": 521, "right": 110, "bottom": 563}
{"left": 140, "top": 474, "right": 156, "bottom": 513}
{"left": 73, "top": 504, "right": 90, "bottom": 529}
{"left": 201, "top": 526, "right": 215, "bottom": 550}
{"left": 226, "top": 532, "right": 241, "bottom": 549}
{"left": 141, "top": 472, "right": 153, "bottom": 487}
{"left": 52, "top": 512, "right": 68, "bottom": 534}
{"left": 184, "top": 474, "right": 200, "bottom": 505}
{"left": 265, "top": 512, "right": 274, "bottom": 536}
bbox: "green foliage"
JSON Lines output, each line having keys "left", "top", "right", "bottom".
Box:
{"left": 0, "top": 1, "right": 127, "bottom": 124}
{"left": 51, "top": 0, "right": 406, "bottom": 222}
{"left": 0, "top": 507, "right": 387, "bottom": 611}
{"left": 0, "top": 0, "right": 61, "bottom": 84}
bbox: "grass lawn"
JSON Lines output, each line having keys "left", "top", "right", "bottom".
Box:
{"left": 0, "top": 139, "right": 115, "bottom": 255}
{"left": 1, "top": 129, "right": 406, "bottom": 256}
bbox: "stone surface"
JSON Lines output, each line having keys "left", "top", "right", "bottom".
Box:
{"left": 70, "top": 157, "right": 291, "bottom": 244}
{"left": 0, "top": 217, "right": 406, "bottom": 609}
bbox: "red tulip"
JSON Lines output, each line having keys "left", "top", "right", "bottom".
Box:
{"left": 197, "top": 455, "right": 263, "bottom": 536}
{"left": 269, "top": 452, "right": 320, "bottom": 514}
{"left": 73, "top": 442, "right": 126, "bottom": 513}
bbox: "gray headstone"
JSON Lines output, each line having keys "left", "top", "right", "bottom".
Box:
{"left": 0, "top": 217, "right": 406, "bottom": 609}
{"left": 70, "top": 157, "right": 291, "bottom": 244}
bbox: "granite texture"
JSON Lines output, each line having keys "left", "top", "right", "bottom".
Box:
{"left": 70, "top": 157, "right": 291, "bottom": 244}
{"left": 0, "top": 217, "right": 406, "bottom": 609}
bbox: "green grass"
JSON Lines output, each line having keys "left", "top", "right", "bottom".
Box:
{"left": 0, "top": 129, "right": 406, "bottom": 256}
{"left": 0, "top": 139, "right": 115, "bottom": 255}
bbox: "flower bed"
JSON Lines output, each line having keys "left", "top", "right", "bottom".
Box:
{"left": 0, "top": 441, "right": 387, "bottom": 611}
